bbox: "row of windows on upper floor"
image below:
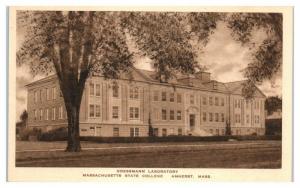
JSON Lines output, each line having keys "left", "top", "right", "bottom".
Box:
{"left": 234, "top": 99, "right": 262, "bottom": 110}
{"left": 153, "top": 91, "right": 226, "bottom": 106}
{"left": 33, "top": 87, "right": 62, "bottom": 103}
{"left": 89, "top": 82, "right": 140, "bottom": 99}
{"left": 32, "top": 106, "right": 66, "bottom": 121}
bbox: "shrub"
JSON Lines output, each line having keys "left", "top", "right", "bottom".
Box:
{"left": 18, "top": 128, "right": 42, "bottom": 141}
{"left": 80, "top": 135, "right": 281, "bottom": 143}
{"left": 39, "top": 127, "right": 68, "bottom": 141}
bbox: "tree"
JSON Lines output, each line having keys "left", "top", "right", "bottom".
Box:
{"left": 20, "top": 110, "right": 28, "bottom": 127}
{"left": 265, "top": 96, "right": 282, "bottom": 115}
{"left": 17, "top": 11, "right": 219, "bottom": 152}
{"left": 227, "top": 13, "right": 282, "bottom": 98}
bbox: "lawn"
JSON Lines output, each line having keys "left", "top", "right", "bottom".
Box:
{"left": 15, "top": 140, "right": 281, "bottom": 168}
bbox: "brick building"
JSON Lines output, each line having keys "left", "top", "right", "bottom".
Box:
{"left": 25, "top": 68, "right": 266, "bottom": 137}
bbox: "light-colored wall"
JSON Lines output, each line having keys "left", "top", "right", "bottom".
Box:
{"left": 27, "top": 75, "right": 266, "bottom": 137}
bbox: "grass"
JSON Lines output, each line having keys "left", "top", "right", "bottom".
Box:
{"left": 16, "top": 140, "right": 281, "bottom": 168}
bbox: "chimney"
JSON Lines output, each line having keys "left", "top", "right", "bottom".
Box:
{"left": 195, "top": 72, "right": 211, "bottom": 81}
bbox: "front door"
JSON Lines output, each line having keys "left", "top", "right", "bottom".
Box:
{"left": 189, "top": 114, "right": 195, "bottom": 131}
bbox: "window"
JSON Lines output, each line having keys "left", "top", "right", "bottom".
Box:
{"left": 209, "top": 97, "right": 213, "bottom": 106}
{"left": 221, "top": 113, "right": 225, "bottom": 122}
{"left": 202, "top": 97, "right": 207, "bottom": 105}
{"left": 130, "top": 87, "right": 139, "bottom": 99}
{"left": 46, "top": 109, "right": 49, "bottom": 120}
{"left": 177, "top": 110, "right": 182, "bottom": 120}
{"left": 52, "top": 108, "right": 56, "bottom": 120}
{"left": 221, "top": 98, "right": 224, "bottom": 106}
{"left": 177, "top": 93, "right": 182, "bottom": 103}
{"left": 112, "top": 84, "right": 119, "bottom": 98}
{"left": 215, "top": 113, "right": 219, "bottom": 122}
{"left": 215, "top": 97, "right": 219, "bottom": 106}
{"left": 246, "top": 100, "right": 249, "bottom": 109}
{"left": 153, "top": 91, "right": 159, "bottom": 101}
{"left": 113, "top": 128, "right": 119, "bottom": 137}
{"left": 52, "top": 87, "right": 56, "bottom": 100}
{"left": 170, "top": 110, "right": 175, "bottom": 120}
{"left": 257, "top": 101, "right": 260, "bottom": 109}
{"left": 90, "top": 83, "right": 94, "bottom": 96}
{"left": 238, "top": 100, "right": 241, "bottom": 108}
{"left": 170, "top": 93, "right": 175, "bottom": 102}
{"left": 89, "top": 104, "right": 95, "bottom": 117}
{"left": 34, "top": 91, "right": 38, "bottom": 103}
{"left": 96, "top": 84, "right": 100, "bottom": 96}
{"left": 59, "top": 106, "right": 63, "bottom": 119}
{"left": 190, "top": 94, "right": 195, "bottom": 104}
{"left": 130, "top": 128, "right": 139, "bottom": 137}
{"left": 216, "top": 129, "right": 219, "bottom": 135}
{"left": 162, "top": 129, "right": 167, "bottom": 137}
{"left": 235, "top": 114, "right": 241, "bottom": 123}
{"left": 162, "top": 92, "right": 167, "bottom": 101}
{"left": 112, "top": 106, "right": 119, "bottom": 119}
{"left": 46, "top": 88, "right": 50, "bottom": 100}
{"left": 209, "top": 129, "right": 213, "bottom": 134}
{"left": 235, "top": 100, "right": 238, "bottom": 108}
{"left": 153, "top": 128, "right": 159, "bottom": 136}
{"left": 209, "top": 113, "right": 213, "bottom": 122}
{"left": 129, "top": 107, "right": 139, "bottom": 119}
{"left": 178, "top": 128, "right": 183, "bottom": 136}
{"left": 96, "top": 105, "right": 101, "bottom": 117}
{"left": 203, "top": 112, "right": 207, "bottom": 122}
{"left": 162, "top": 109, "right": 167, "bottom": 120}
{"left": 246, "top": 114, "right": 250, "bottom": 124}
{"left": 39, "top": 90, "right": 42, "bottom": 102}
{"left": 39, "top": 109, "right": 43, "bottom": 120}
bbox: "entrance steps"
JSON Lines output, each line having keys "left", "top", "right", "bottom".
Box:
{"left": 187, "top": 129, "right": 213, "bottom": 136}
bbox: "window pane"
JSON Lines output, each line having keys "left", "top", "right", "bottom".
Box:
{"left": 90, "top": 83, "right": 94, "bottom": 96}
{"left": 113, "top": 128, "right": 119, "bottom": 137}
{"left": 162, "top": 92, "right": 167, "bottom": 101}
{"left": 89, "top": 104, "right": 94, "bottom": 117}
{"left": 112, "top": 106, "right": 119, "bottom": 119}
{"left": 177, "top": 93, "right": 182, "bottom": 103}
{"left": 177, "top": 110, "right": 181, "bottom": 120}
{"left": 162, "top": 109, "right": 167, "bottom": 120}
{"left": 96, "top": 84, "right": 100, "bottom": 96}
{"left": 170, "top": 110, "right": 174, "bottom": 120}
{"left": 96, "top": 105, "right": 101, "bottom": 117}
{"left": 170, "top": 93, "right": 174, "bottom": 102}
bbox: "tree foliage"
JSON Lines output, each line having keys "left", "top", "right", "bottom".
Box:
{"left": 227, "top": 13, "right": 282, "bottom": 98}
{"left": 265, "top": 96, "right": 282, "bottom": 115}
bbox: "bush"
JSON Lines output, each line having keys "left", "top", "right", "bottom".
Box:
{"left": 39, "top": 127, "right": 68, "bottom": 141}
{"left": 80, "top": 135, "right": 281, "bottom": 143}
{"left": 18, "top": 128, "right": 42, "bottom": 141}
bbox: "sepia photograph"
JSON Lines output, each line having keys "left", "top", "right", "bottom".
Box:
{"left": 8, "top": 6, "right": 293, "bottom": 181}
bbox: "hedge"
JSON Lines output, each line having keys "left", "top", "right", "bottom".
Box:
{"left": 80, "top": 135, "right": 281, "bottom": 143}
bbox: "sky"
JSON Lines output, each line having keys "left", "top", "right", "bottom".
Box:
{"left": 15, "top": 19, "right": 282, "bottom": 120}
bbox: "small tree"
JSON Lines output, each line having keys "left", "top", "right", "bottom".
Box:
{"left": 225, "top": 120, "right": 231, "bottom": 136}
{"left": 19, "top": 110, "right": 28, "bottom": 127}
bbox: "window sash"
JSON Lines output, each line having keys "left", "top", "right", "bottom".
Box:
{"left": 112, "top": 106, "right": 119, "bottom": 119}
{"left": 96, "top": 84, "right": 100, "bottom": 96}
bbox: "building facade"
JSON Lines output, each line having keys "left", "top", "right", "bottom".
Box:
{"left": 26, "top": 68, "right": 266, "bottom": 137}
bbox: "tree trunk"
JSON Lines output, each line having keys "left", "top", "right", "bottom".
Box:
{"left": 65, "top": 103, "right": 81, "bottom": 152}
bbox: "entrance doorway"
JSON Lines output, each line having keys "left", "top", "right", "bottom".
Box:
{"left": 189, "top": 114, "right": 195, "bottom": 131}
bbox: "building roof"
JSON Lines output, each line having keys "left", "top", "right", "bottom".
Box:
{"left": 25, "top": 68, "right": 266, "bottom": 97}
